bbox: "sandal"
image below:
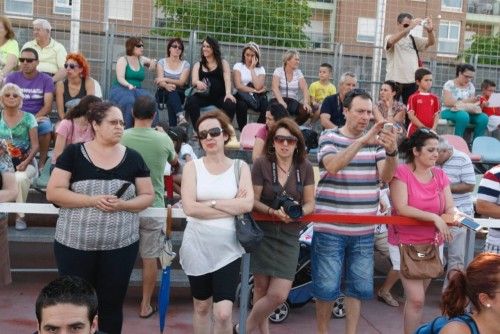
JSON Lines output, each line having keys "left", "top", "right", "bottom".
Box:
{"left": 377, "top": 289, "right": 399, "bottom": 307}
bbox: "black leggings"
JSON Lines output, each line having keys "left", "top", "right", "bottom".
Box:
{"left": 54, "top": 241, "right": 139, "bottom": 334}
{"left": 185, "top": 94, "right": 247, "bottom": 130}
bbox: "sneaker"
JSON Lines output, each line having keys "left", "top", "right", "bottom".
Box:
{"left": 177, "top": 114, "right": 187, "bottom": 125}
{"left": 15, "top": 218, "right": 27, "bottom": 231}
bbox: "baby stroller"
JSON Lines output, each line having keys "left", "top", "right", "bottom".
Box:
{"left": 238, "top": 225, "right": 346, "bottom": 323}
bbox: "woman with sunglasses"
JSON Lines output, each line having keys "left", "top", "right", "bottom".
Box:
{"left": 388, "top": 128, "right": 455, "bottom": 334}
{"left": 252, "top": 103, "right": 289, "bottom": 162}
{"left": 109, "top": 37, "right": 156, "bottom": 129}
{"left": 155, "top": 38, "right": 190, "bottom": 126}
{"left": 0, "top": 16, "right": 19, "bottom": 84}
{"left": 180, "top": 111, "right": 253, "bottom": 334}
{"left": 233, "top": 42, "right": 268, "bottom": 123}
{"left": 271, "top": 50, "right": 312, "bottom": 125}
{"left": 239, "top": 118, "right": 315, "bottom": 334}
{"left": 438, "top": 253, "right": 500, "bottom": 334}
{"left": 441, "top": 63, "right": 488, "bottom": 139}
{"left": 0, "top": 83, "right": 39, "bottom": 231}
{"left": 185, "top": 36, "right": 246, "bottom": 130}
{"left": 55, "top": 53, "right": 95, "bottom": 120}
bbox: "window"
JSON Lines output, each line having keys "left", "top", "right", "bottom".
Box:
{"left": 438, "top": 21, "right": 461, "bottom": 55}
{"left": 442, "top": 0, "right": 462, "bottom": 11}
{"left": 54, "top": 0, "right": 71, "bottom": 15}
{"left": 304, "top": 20, "right": 326, "bottom": 48}
{"left": 357, "top": 17, "right": 376, "bottom": 43}
{"left": 4, "top": 0, "right": 33, "bottom": 16}
{"left": 108, "top": 0, "right": 133, "bottom": 21}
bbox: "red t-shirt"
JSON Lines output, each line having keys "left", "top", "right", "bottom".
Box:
{"left": 480, "top": 95, "right": 500, "bottom": 116}
{"left": 407, "top": 92, "right": 440, "bottom": 137}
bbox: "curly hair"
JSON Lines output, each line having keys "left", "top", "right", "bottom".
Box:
{"left": 200, "top": 36, "right": 222, "bottom": 72}
{"left": 66, "top": 53, "right": 90, "bottom": 79}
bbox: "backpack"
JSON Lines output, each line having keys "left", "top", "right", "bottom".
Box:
{"left": 415, "top": 314, "right": 479, "bottom": 334}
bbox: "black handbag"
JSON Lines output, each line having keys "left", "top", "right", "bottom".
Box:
{"left": 234, "top": 159, "right": 263, "bottom": 253}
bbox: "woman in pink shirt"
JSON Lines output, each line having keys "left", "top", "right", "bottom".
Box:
{"left": 52, "top": 95, "right": 101, "bottom": 165}
{"left": 389, "top": 128, "right": 455, "bottom": 334}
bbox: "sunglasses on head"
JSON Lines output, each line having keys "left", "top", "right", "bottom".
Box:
{"left": 170, "top": 44, "right": 182, "bottom": 50}
{"left": 19, "top": 58, "right": 36, "bottom": 63}
{"left": 417, "top": 128, "right": 438, "bottom": 136}
{"left": 274, "top": 135, "right": 298, "bottom": 144}
{"left": 3, "top": 93, "right": 19, "bottom": 98}
{"left": 198, "top": 127, "right": 223, "bottom": 140}
{"left": 136, "top": 44, "right": 144, "bottom": 48}
{"left": 64, "top": 63, "right": 79, "bottom": 70}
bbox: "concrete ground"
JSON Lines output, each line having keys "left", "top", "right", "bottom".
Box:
{"left": 0, "top": 272, "right": 444, "bottom": 334}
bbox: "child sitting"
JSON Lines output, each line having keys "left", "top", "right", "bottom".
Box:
{"left": 309, "top": 63, "right": 336, "bottom": 124}
{"left": 479, "top": 79, "right": 500, "bottom": 136}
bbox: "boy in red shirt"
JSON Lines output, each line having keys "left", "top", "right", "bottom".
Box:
{"left": 479, "top": 79, "right": 500, "bottom": 134}
{"left": 407, "top": 68, "right": 440, "bottom": 137}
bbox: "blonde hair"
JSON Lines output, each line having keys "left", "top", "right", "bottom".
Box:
{"left": 282, "top": 50, "right": 299, "bottom": 66}
{"left": 0, "top": 83, "right": 24, "bottom": 109}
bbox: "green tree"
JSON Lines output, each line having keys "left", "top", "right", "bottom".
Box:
{"left": 462, "top": 34, "right": 500, "bottom": 66}
{"left": 153, "top": 0, "right": 312, "bottom": 48}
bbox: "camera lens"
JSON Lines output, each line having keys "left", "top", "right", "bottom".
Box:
{"left": 282, "top": 200, "right": 303, "bottom": 219}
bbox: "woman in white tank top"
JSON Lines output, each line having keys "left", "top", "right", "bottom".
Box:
{"left": 180, "top": 110, "right": 254, "bottom": 333}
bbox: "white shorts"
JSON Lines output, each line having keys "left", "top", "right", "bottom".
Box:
{"left": 388, "top": 243, "right": 444, "bottom": 271}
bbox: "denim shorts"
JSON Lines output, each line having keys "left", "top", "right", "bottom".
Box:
{"left": 311, "top": 231, "right": 374, "bottom": 301}
{"left": 37, "top": 118, "right": 53, "bottom": 135}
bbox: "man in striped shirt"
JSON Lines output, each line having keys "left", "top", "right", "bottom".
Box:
{"left": 476, "top": 164, "right": 500, "bottom": 254}
{"left": 312, "top": 89, "right": 398, "bottom": 334}
{"left": 437, "top": 137, "right": 476, "bottom": 290}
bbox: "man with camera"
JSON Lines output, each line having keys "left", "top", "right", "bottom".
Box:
{"left": 312, "top": 89, "right": 398, "bottom": 334}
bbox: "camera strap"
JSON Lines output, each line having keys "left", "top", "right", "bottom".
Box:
{"left": 271, "top": 161, "right": 303, "bottom": 195}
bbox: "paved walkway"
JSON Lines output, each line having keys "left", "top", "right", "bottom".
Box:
{"left": 0, "top": 273, "right": 444, "bottom": 334}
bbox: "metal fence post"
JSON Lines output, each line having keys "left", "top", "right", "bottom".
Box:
{"left": 238, "top": 253, "right": 251, "bottom": 334}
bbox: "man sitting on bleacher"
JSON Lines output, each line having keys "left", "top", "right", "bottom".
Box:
{"left": 6, "top": 48, "right": 54, "bottom": 170}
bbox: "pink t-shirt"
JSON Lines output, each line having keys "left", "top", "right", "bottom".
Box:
{"left": 56, "top": 119, "right": 94, "bottom": 145}
{"left": 255, "top": 126, "right": 268, "bottom": 140}
{"left": 388, "top": 164, "right": 449, "bottom": 245}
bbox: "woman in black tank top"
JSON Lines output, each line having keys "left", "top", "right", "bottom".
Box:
{"left": 55, "top": 53, "right": 96, "bottom": 120}
{"left": 185, "top": 36, "right": 247, "bottom": 130}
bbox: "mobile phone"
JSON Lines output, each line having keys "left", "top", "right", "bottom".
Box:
{"left": 114, "top": 182, "right": 131, "bottom": 198}
{"left": 383, "top": 123, "right": 394, "bottom": 132}
{"left": 459, "top": 216, "right": 482, "bottom": 232}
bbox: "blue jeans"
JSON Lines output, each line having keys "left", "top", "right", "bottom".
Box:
{"left": 311, "top": 231, "right": 374, "bottom": 301}
{"left": 441, "top": 109, "right": 488, "bottom": 139}
{"left": 109, "top": 85, "right": 156, "bottom": 129}
{"left": 156, "top": 88, "right": 185, "bottom": 126}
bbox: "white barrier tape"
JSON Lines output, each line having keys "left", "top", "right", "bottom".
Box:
{"left": 0, "top": 203, "right": 499, "bottom": 228}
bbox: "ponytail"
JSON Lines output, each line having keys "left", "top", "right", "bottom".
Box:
{"left": 441, "top": 269, "right": 469, "bottom": 317}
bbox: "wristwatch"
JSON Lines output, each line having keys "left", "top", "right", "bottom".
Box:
{"left": 386, "top": 149, "right": 398, "bottom": 157}
{"left": 210, "top": 200, "right": 217, "bottom": 208}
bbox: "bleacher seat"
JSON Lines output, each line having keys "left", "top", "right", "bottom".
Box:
{"left": 239, "top": 123, "right": 266, "bottom": 150}
{"left": 441, "top": 134, "right": 481, "bottom": 162}
{"left": 472, "top": 136, "right": 500, "bottom": 164}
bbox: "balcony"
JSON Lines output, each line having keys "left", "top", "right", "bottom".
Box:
{"left": 467, "top": 0, "right": 500, "bottom": 15}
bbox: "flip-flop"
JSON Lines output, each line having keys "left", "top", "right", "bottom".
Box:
{"left": 139, "top": 305, "right": 158, "bottom": 319}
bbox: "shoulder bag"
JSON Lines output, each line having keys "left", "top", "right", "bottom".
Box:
{"left": 409, "top": 35, "right": 424, "bottom": 68}
{"left": 233, "top": 159, "right": 263, "bottom": 253}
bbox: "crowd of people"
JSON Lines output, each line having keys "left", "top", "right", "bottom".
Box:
{"left": 0, "top": 11, "right": 500, "bottom": 334}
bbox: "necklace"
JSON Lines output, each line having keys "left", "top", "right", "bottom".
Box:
{"left": 277, "top": 163, "right": 292, "bottom": 177}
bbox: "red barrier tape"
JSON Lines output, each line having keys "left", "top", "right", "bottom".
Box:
{"left": 251, "top": 212, "right": 435, "bottom": 226}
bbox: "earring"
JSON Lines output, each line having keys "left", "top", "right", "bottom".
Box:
{"left": 486, "top": 304, "right": 491, "bottom": 308}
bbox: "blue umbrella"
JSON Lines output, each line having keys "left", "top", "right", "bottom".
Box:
{"left": 158, "top": 205, "right": 176, "bottom": 333}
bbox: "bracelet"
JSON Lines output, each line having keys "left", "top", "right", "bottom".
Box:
{"left": 386, "top": 149, "right": 398, "bottom": 157}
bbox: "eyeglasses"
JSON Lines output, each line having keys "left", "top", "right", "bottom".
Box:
{"left": 3, "top": 93, "right": 19, "bottom": 98}
{"left": 170, "top": 44, "right": 182, "bottom": 50}
{"left": 403, "top": 23, "right": 410, "bottom": 28}
{"left": 274, "top": 135, "right": 298, "bottom": 145}
{"left": 136, "top": 44, "right": 144, "bottom": 48}
{"left": 462, "top": 73, "right": 474, "bottom": 79}
{"left": 198, "top": 127, "right": 223, "bottom": 140}
{"left": 64, "top": 63, "right": 80, "bottom": 70}
{"left": 19, "top": 58, "right": 36, "bottom": 63}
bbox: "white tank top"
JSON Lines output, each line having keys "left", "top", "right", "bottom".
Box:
{"left": 179, "top": 158, "right": 244, "bottom": 276}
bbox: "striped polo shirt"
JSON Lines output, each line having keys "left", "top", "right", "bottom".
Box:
{"left": 440, "top": 148, "right": 476, "bottom": 215}
{"left": 477, "top": 164, "right": 500, "bottom": 239}
{"left": 314, "top": 128, "right": 385, "bottom": 235}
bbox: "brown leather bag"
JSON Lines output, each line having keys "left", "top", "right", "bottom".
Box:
{"left": 399, "top": 243, "right": 444, "bottom": 279}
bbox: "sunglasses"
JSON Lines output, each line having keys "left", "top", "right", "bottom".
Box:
{"left": 170, "top": 44, "right": 182, "bottom": 50}
{"left": 3, "top": 93, "right": 19, "bottom": 98}
{"left": 19, "top": 58, "right": 36, "bottom": 63}
{"left": 403, "top": 23, "right": 410, "bottom": 28}
{"left": 274, "top": 135, "right": 298, "bottom": 145}
{"left": 417, "top": 128, "right": 438, "bottom": 136}
{"left": 136, "top": 44, "right": 144, "bottom": 48}
{"left": 198, "top": 127, "right": 223, "bottom": 140}
{"left": 64, "top": 63, "right": 79, "bottom": 70}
